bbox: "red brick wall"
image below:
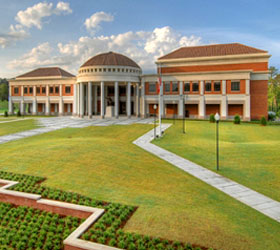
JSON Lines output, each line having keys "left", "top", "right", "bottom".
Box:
{"left": 206, "top": 104, "right": 220, "bottom": 115}
{"left": 11, "top": 86, "right": 21, "bottom": 96}
{"left": 166, "top": 104, "right": 178, "bottom": 115}
{"left": 204, "top": 80, "right": 222, "bottom": 94}
{"left": 250, "top": 80, "right": 268, "bottom": 120}
{"left": 226, "top": 79, "right": 246, "bottom": 94}
{"left": 161, "top": 62, "right": 268, "bottom": 74}
{"left": 228, "top": 104, "right": 243, "bottom": 116}
{"left": 62, "top": 85, "right": 74, "bottom": 96}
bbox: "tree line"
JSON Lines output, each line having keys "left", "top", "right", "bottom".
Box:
{"left": 0, "top": 79, "right": 8, "bottom": 102}
{"left": 268, "top": 66, "right": 280, "bottom": 115}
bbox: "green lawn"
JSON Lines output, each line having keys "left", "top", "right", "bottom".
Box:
{"left": 0, "top": 125, "right": 279, "bottom": 250}
{"left": 0, "top": 119, "right": 38, "bottom": 136}
{"left": 154, "top": 120, "right": 280, "bottom": 202}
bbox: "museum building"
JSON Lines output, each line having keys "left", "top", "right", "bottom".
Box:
{"left": 8, "top": 43, "right": 270, "bottom": 120}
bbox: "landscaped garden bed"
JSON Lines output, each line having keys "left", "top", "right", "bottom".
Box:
{"left": 0, "top": 171, "right": 213, "bottom": 250}
{"left": 0, "top": 201, "right": 82, "bottom": 250}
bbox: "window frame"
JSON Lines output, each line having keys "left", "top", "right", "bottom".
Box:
{"left": 49, "top": 87, "right": 54, "bottom": 94}
{"left": 29, "top": 87, "right": 33, "bottom": 94}
{"left": 214, "top": 81, "right": 221, "bottom": 92}
{"left": 231, "top": 81, "right": 240, "bottom": 92}
{"left": 42, "top": 87, "right": 46, "bottom": 94}
{"left": 55, "top": 86, "right": 59, "bottom": 94}
{"left": 65, "top": 86, "right": 71, "bottom": 94}
{"left": 205, "top": 81, "right": 212, "bottom": 92}
{"left": 184, "top": 82, "right": 190, "bottom": 92}
{"left": 192, "top": 82, "right": 199, "bottom": 92}
{"left": 164, "top": 82, "right": 171, "bottom": 93}
{"left": 24, "top": 87, "right": 28, "bottom": 94}
{"left": 172, "top": 82, "right": 178, "bottom": 93}
{"left": 148, "top": 82, "right": 156, "bottom": 93}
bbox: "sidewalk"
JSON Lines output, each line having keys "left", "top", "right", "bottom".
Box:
{"left": 133, "top": 124, "right": 280, "bottom": 223}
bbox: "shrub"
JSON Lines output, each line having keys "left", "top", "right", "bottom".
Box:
{"left": 260, "top": 116, "right": 267, "bottom": 126}
{"left": 17, "top": 110, "right": 21, "bottom": 117}
{"left": 234, "top": 114, "right": 241, "bottom": 124}
{"left": 268, "top": 111, "right": 276, "bottom": 121}
{"left": 4, "top": 111, "right": 8, "bottom": 117}
{"left": 209, "top": 114, "right": 215, "bottom": 123}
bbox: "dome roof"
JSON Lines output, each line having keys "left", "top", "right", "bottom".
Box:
{"left": 81, "top": 51, "right": 140, "bottom": 68}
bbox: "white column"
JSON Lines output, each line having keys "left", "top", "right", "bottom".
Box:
{"left": 88, "top": 82, "right": 92, "bottom": 118}
{"left": 221, "top": 96, "right": 227, "bottom": 119}
{"left": 73, "top": 84, "right": 77, "bottom": 115}
{"left": 114, "top": 81, "right": 119, "bottom": 118}
{"left": 20, "top": 101, "right": 24, "bottom": 114}
{"left": 178, "top": 81, "right": 183, "bottom": 118}
{"left": 179, "top": 81, "right": 183, "bottom": 95}
{"left": 222, "top": 80, "right": 226, "bottom": 95}
{"left": 8, "top": 85, "right": 13, "bottom": 114}
{"left": 140, "top": 79, "right": 146, "bottom": 117}
{"left": 32, "top": 99, "right": 37, "bottom": 115}
{"left": 126, "top": 82, "right": 131, "bottom": 117}
{"left": 199, "top": 96, "right": 205, "bottom": 119}
{"left": 136, "top": 83, "right": 139, "bottom": 117}
{"left": 200, "top": 80, "right": 204, "bottom": 95}
{"left": 59, "top": 98, "right": 63, "bottom": 116}
{"left": 21, "top": 86, "right": 23, "bottom": 97}
{"left": 94, "top": 85, "right": 98, "bottom": 115}
{"left": 246, "top": 79, "right": 250, "bottom": 95}
{"left": 79, "top": 83, "right": 84, "bottom": 117}
{"left": 59, "top": 84, "right": 62, "bottom": 97}
{"left": 100, "top": 81, "right": 105, "bottom": 118}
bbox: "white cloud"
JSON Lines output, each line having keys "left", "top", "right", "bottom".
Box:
{"left": 8, "top": 26, "right": 201, "bottom": 74}
{"left": 15, "top": 1, "right": 72, "bottom": 29}
{"left": 84, "top": 11, "right": 114, "bottom": 34}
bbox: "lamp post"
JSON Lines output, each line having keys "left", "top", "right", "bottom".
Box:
{"left": 153, "top": 104, "right": 157, "bottom": 139}
{"left": 215, "top": 113, "right": 220, "bottom": 171}
{"left": 183, "top": 96, "right": 185, "bottom": 134}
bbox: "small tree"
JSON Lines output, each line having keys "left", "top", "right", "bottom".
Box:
{"left": 234, "top": 115, "right": 241, "bottom": 124}
{"left": 17, "top": 110, "right": 21, "bottom": 117}
{"left": 260, "top": 116, "right": 267, "bottom": 126}
{"left": 209, "top": 114, "right": 215, "bottom": 123}
{"left": 4, "top": 111, "right": 8, "bottom": 117}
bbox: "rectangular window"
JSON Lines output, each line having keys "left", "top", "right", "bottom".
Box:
{"left": 108, "top": 86, "right": 114, "bottom": 95}
{"left": 148, "top": 82, "right": 156, "bottom": 93}
{"left": 14, "top": 87, "right": 19, "bottom": 94}
{"left": 65, "top": 86, "right": 71, "bottom": 94}
{"left": 231, "top": 81, "right": 240, "bottom": 91}
{"left": 205, "top": 82, "right": 212, "bottom": 92}
{"left": 192, "top": 82, "right": 199, "bottom": 92}
{"left": 24, "top": 87, "right": 28, "bottom": 94}
{"left": 36, "top": 87, "right": 40, "bottom": 94}
{"left": 50, "top": 87, "right": 54, "bottom": 94}
{"left": 42, "top": 87, "right": 46, "bottom": 94}
{"left": 214, "top": 81, "right": 221, "bottom": 92}
{"left": 164, "top": 82, "right": 171, "bottom": 92}
{"left": 119, "top": 86, "right": 126, "bottom": 95}
{"left": 184, "top": 82, "right": 190, "bottom": 92}
{"left": 29, "top": 87, "right": 33, "bottom": 94}
{"left": 172, "top": 82, "right": 178, "bottom": 92}
{"left": 55, "top": 86, "right": 59, "bottom": 94}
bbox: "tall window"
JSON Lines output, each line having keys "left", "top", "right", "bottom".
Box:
{"left": 36, "top": 87, "right": 40, "bottom": 94}
{"left": 24, "top": 87, "right": 28, "bottom": 94}
{"left": 164, "top": 82, "right": 171, "bottom": 92}
{"left": 205, "top": 82, "right": 212, "bottom": 92}
{"left": 42, "top": 87, "right": 46, "bottom": 94}
{"left": 29, "top": 87, "right": 33, "bottom": 94}
{"left": 214, "top": 81, "right": 221, "bottom": 92}
{"left": 65, "top": 86, "right": 71, "bottom": 94}
{"left": 192, "top": 82, "right": 199, "bottom": 92}
{"left": 148, "top": 82, "right": 156, "bottom": 93}
{"left": 231, "top": 81, "right": 240, "bottom": 91}
{"left": 49, "top": 87, "right": 54, "bottom": 94}
{"left": 172, "top": 82, "right": 178, "bottom": 92}
{"left": 14, "top": 87, "right": 19, "bottom": 94}
{"left": 184, "top": 82, "right": 190, "bottom": 92}
{"left": 55, "top": 86, "right": 59, "bottom": 94}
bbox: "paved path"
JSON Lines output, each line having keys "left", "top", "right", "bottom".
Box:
{"left": 0, "top": 118, "right": 32, "bottom": 124}
{"left": 133, "top": 124, "right": 280, "bottom": 223}
{"left": 0, "top": 116, "right": 154, "bottom": 145}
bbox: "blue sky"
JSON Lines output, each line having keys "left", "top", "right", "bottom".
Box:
{"left": 0, "top": 0, "right": 279, "bottom": 78}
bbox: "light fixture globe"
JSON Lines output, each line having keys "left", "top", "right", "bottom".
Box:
{"left": 153, "top": 104, "right": 157, "bottom": 110}
{"left": 215, "top": 113, "right": 220, "bottom": 121}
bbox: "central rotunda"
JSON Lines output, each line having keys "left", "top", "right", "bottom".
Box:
{"left": 75, "top": 51, "right": 142, "bottom": 118}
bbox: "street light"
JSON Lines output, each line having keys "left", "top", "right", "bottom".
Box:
{"left": 215, "top": 113, "right": 220, "bottom": 171}
{"left": 183, "top": 96, "right": 186, "bottom": 134}
{"left": 153, "top": 104, "right": 157, "bottom": 139}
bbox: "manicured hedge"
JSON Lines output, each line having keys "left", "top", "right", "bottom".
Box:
{"left": 0, "top": 202, "right": 82, "bottom": 250}
{"left": 1, "top": 171, "right": 214, "bottom": 250}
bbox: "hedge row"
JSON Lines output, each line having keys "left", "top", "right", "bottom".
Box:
{"left": 1, "top": 171, "right": 214, "bottom": 250}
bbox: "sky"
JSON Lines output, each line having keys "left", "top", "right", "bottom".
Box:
{"left": 0, "top": 0, "right": 280, "bottom": 78}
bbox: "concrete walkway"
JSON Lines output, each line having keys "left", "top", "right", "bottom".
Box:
{"left": 0, "top": 118, "right": 32, "bottom": 124}
{"left": 0, "top": 116, "right": 154, "bottom": 144}
{"left": 133, "top": 124, "right": 280, "bottom": 223}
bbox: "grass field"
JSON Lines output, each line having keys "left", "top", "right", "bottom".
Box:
{"left": 153, "top": 120, "right": 280, "bottom": 202}
{"left": 0, "top": 100, "right": 8, "bottom": 113}
{"left": 0, "top": 124, "right": 279, "bottom": 250}
{"left": 0, "top": 118, "right": 38, "bottom": 136}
